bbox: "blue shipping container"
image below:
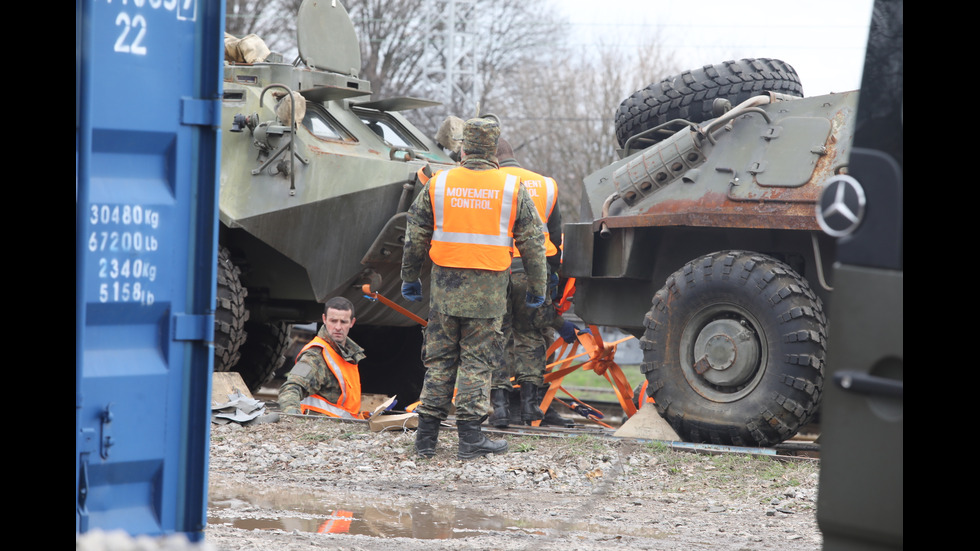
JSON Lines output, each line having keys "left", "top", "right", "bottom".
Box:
{"left": 76, "top": 0, "right": 224, "bottom": 540}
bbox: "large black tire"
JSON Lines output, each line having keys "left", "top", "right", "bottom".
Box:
{"left": 615, "top": 58, "right": 804, "bottom": 148}
{"left": 234, "top": 321, "right": 291, "bottom": 392}
{"left": 214, "top": 246, "right": 248, "bottom": 372}
{"left": 640, "top": 251, "right": 825, "bottom": 447}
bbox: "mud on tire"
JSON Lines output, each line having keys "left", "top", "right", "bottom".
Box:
{"left": 639, "top": 251, "right": 825, "bottom": 447}
{"left": 615, "top": 58, "right": 803, "bottom": 148}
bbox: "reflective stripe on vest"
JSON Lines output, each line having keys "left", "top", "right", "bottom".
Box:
{"left": 301, "top": 394, "right": 356, "bottom": 419}
{"left": 296, "top": 336, "right": 361, "bottom": 418}
{"left": 501, "top": 167, "right": 558, "bottom": 258}
{"left": 318, "top": 510, "right": 354, "bottom": 534}
{"left": 428, "top": 168, "right": 520, "bottom": 271}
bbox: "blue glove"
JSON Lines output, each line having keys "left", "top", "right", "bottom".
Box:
{"left": 558, "top": 320, "right": 580, "bottom": 343}
{"left": 525, "top": 291, "right": 545, "bottom": 308}
{"left": 547, "top": 272, "right": 560, "bottom": 300}
{"left": 401, "top": 280, "right": 423, "bottom": 302}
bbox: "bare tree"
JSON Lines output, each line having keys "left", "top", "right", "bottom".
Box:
{"left": 499, "top": 38, "right": 680, "bottom": 223}
{"left": 226, "top": 0, "right": 297, "bottom": 54}
{"left": 344, "top": 1, "right": 430, "bottom": 100}
{"left": 223, "top": 0, "right": 681, "bottom": 224}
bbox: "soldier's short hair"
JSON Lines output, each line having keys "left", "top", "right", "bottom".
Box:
{"left": 495, "top": 137, "right": 516, "bottom": 162}
{"left": 324, "top": 296, "right": 354, "bottom": 318}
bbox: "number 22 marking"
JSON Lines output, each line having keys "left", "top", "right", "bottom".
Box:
{"left": 114, "top": 13, "right": 147, "bottom": 56}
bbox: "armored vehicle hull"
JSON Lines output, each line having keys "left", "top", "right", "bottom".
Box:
{"left": 564, "top": 60, "right": 857, "bottom": 447}
{"left": 216, "top": 0, "right": 454, "bottom": 396}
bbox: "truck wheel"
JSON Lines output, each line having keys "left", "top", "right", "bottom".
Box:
{"left": 214, "top": 246, "right": 248, "bottom": 372}
{"left": 233, "top": 321, "right": 291, "bottom": 393}
{"left": 615, "top": 58, "right": 803, "bottom": 148}
{"left": 640, "top": 251, "right": 824, "bottom": 447}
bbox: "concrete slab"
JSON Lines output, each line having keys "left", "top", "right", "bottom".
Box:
{"left": 613, "top": 404, "right": 681, "bottom": 441}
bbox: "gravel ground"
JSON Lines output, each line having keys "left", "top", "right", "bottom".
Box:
{"left": 197, "top": 411, "right": 823, "bottom": 551}
{"left": 77, "top": 407, "right": 822, "bottom": 550}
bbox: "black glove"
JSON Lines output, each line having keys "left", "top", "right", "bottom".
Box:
{"left": 558, "top": 320, "right": 581, "bottom": 343}
{"left": 401, "top": 280, "right": 423, "bottom": 302}
{"left": 525, "top": 291, "right": 545, "bottom": 308}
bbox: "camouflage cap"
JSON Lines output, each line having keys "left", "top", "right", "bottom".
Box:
{"left": 462, "top": 118, "right": 500, "bottom": 157}
{"left": 436, "top": 115, "right": 464, "bottom": 153}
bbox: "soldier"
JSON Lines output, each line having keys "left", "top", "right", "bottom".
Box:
{"left": 490, "top": 138, "right": 583, "bottom": 428}
{"left": 278, "top": 297, "right": 366, "bottom": 418}
{"left": 401, "top": 118, "right": 547, "bottom": 460}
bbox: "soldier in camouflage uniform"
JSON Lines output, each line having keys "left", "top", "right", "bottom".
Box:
{"left": 278, "top": 297, "right": 366, "bottom": 418}
{"left": 401, "top": 118, "right": 547, "bottom": 460}
{"left": 490, "top": 138, "right": 582, "bottom": 428}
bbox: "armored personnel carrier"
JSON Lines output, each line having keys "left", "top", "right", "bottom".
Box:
{"left": 217, "top": 0, "right": 455, "bottom": 397}
{"left": 563, "top": 59, "right": 856, "bottom": 447}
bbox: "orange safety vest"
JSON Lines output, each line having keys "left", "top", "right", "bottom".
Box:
{"left": 500, "top": 166, "right": 559, "bottom": 258}
{"left": 296, "top": 336, "right": 362, "bottom": 418}
{"left": 428, "top": 167, "right": 520, "bottom": 271}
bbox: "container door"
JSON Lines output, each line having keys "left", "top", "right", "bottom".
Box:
{"left": 76, "top": 0, "right": 223, "bottom": 540}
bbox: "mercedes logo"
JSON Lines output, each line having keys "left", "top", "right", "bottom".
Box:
{"left": 817, "top": 174, "right": 866, "bottom": 237}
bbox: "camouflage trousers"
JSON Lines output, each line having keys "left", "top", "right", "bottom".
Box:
{"left": 416, "top": 310, "right": 504, "bottom": 422}
{"left": 491, "top": 271, "right": 555, "bottom": 390}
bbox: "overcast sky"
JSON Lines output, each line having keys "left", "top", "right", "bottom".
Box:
{"left": 548, "top": 0, "right": 876, "bottom": 97}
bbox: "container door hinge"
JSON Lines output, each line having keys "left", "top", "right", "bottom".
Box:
{"left": 77, "top": 458, "right": 90, "bottom": 528}
{"left": 98, "top": 404, "right": 115, "bottom": 459}
{"left": 173, "top": 313, "right": 215, "bottom": 342}
{"left": 181, "top": 97, "right": 222, "bottom": 127}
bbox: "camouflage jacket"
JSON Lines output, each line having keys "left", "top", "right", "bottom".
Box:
{"left": 278, "top": 325, "right": 366, "bottom": 413}
{"left": 401, "top": 157, "right": 547, "bottom": 319}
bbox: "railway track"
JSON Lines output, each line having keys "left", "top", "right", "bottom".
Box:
{"left": 256, "top": 380, "right": 819, "bottom": 461}
{"left": 480, "top": 400, "right": 821, "bottom": 461}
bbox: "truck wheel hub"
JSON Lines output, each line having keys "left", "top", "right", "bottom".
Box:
{"left": 694, "top": 319, "right": 760, "bottom": 387}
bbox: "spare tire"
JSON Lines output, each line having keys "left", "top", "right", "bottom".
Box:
{"left": 615, "top": 58, "right": 803, "bottom": 148}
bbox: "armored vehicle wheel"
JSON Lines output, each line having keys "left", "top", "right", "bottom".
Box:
{"left": 215, "top": 246, "right": 248, "bottom": 372}
{"left": 639, "top": 251, "right": 825, "bottom": 447}
{"left": 233, "top": 321, "right": 291, "bottom": 392}
{"left": 615, "top": 58, "right": 803, "bottom": 148}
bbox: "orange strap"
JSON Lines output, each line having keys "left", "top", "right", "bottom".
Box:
{"left": 362, "top": 283, "right": 427, "bottom": 327}
{"left": 555, "top": 277, "right": 576, "bottom": 315}
{"left": 416, "top": 165, "right": 432, "bottom": 186}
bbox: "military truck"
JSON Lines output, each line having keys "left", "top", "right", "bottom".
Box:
{"left": 563, "top": 59, "right": 857, "bottom": 447}
{"left": 216, "top": 0, "right": 455, "bottom": 398}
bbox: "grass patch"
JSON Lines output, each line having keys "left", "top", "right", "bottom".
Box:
{"left": 643, "top": 440, "right": 670, "bottom": 453}
{"left": 564, "top": 434, "right": 606, "bottom": 455}
{"left": 552, "top": 363, "right": 644, "bottom": 403}
{"left": 300, "top": 432, "right": 331, "bottom": 442}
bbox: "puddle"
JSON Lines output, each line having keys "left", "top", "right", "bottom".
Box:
{"left": 208, "top": 486, "right": 659, "bottom": 539}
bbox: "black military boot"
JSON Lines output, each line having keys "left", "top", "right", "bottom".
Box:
{"left": 415, "top": 414, "right": 441, "bottom": 458}
{"left": 520, "top": 383, "right": 544, "bottom": 425}
{"left": 537, "top": 384, "right": 574, "bottom": 427}
{"left": 457, "top": 419, "right": 508, "bottom": 460}
{"left": 487, "top": 388, "right": 511, "bottom": 428}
